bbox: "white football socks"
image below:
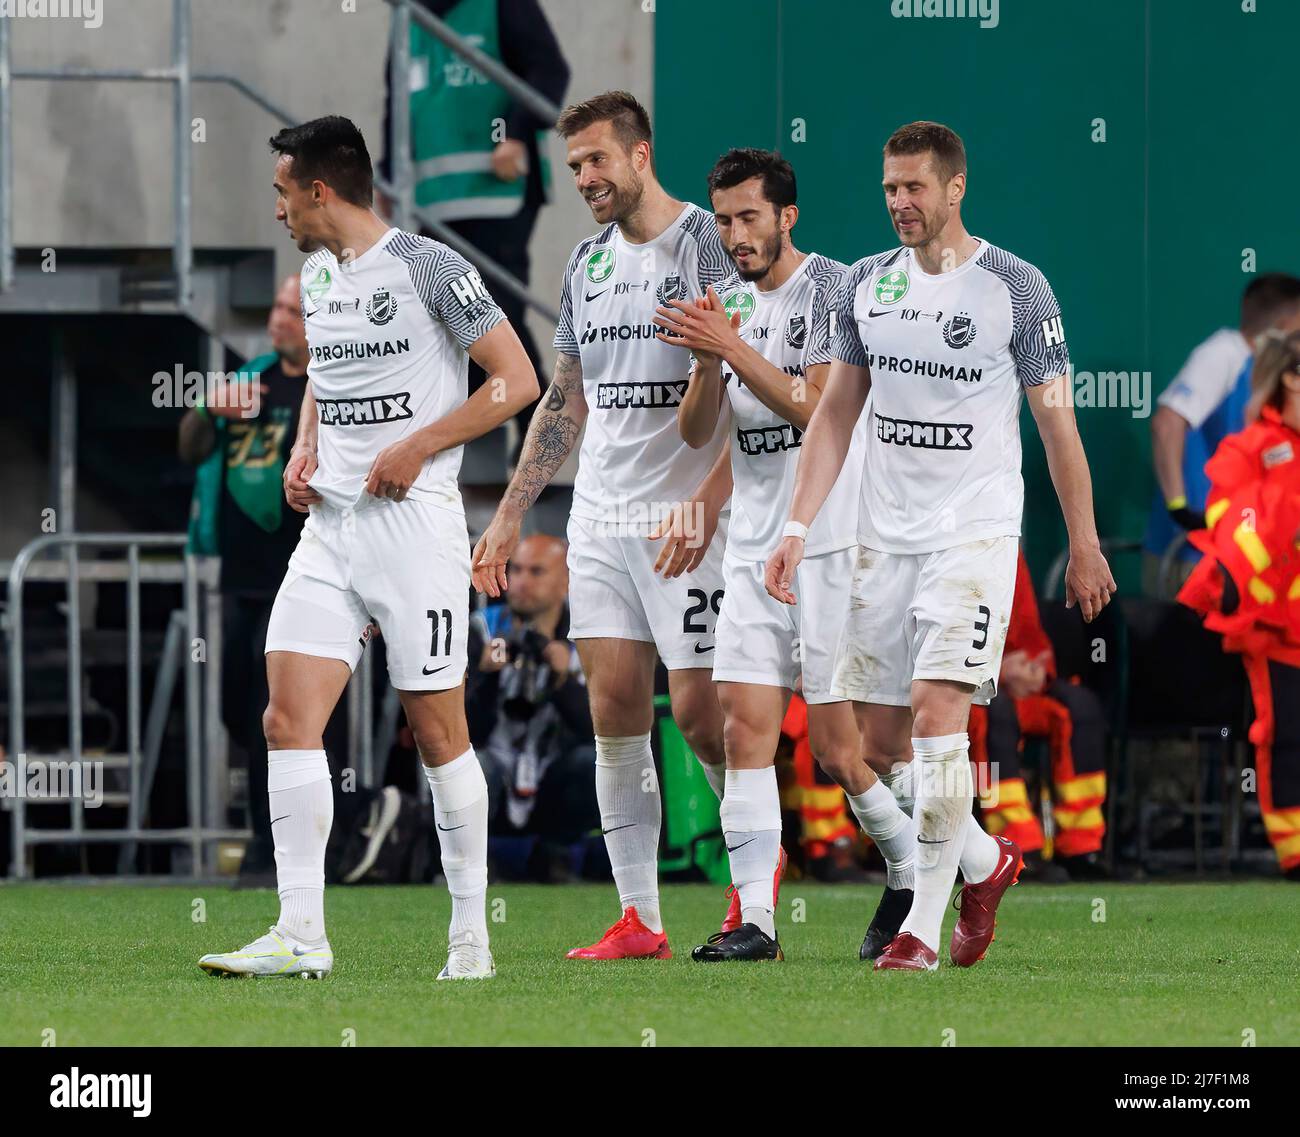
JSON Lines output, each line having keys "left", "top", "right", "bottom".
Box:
{"left": 595, "top": 734, "right": 663, "bottom": 932}
{"left": 423, "top": 748, "right": 489, "bottom": 947}
{"left": 898, "top": 733, "right": 973, "bottom": 952}
{"left": 720, "top": 766, "right": 782, "bottom": 939}
{"left": 847, "top": 779, "right": 915, "bottom": 890}
{"left": 268, "top": 748, "right": 333, "bottom": 946}
{"left": 881, "top": 756, "right": 998, "bottom": 884}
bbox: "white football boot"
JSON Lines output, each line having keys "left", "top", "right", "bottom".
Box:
{"left": 437, "top": 932, "right": 495, "bottom": 980}
{"left": 198, "top": 926, "right": 333, "bottom": 979}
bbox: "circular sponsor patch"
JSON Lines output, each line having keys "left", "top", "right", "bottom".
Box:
{"left": 873, "top": 269, "right": 909, "bottom": 305}
{"left": 305, "top": 266, "right": 332, "bottom": 303}
{"left": 723, "top": 290, "right": 755, "bottom": 326}
{"left": 585, "top": 248, "right": 616, "bottom": 283}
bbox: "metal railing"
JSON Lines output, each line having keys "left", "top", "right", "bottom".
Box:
{"left": 3, "top": 534, "right": 246, "bottom": 879}
{"left": 0, "top": 0, "right": 560, "bottom": 320}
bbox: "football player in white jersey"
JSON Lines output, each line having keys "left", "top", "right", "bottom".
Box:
{"left": 198, "top": 117, "right": 538, "bottom": 982}
{"left": 768, "top": 121, "right": 1116, "bottom": 972}
{"left": 653, "top": 149, "right": 915, "bottom": 962}
{"left": 473, "top": 92, "right": 749, "bottom": 960}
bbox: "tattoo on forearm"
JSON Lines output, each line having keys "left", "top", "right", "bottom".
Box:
{"left": 509, "top": 353, "right": 584, "bottom": 514}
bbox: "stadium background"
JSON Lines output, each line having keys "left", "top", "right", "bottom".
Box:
{"left": 4, "top": 0, "right": 1297, "bottom": 576}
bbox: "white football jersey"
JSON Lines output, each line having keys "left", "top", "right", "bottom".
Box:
{"left": 554, "top": 203, "right": 732, "bottom": 530}
{"left": 300, "top": 228, "right": 505, "bottom": 510}
{"left": 716, "top": 253, "right": 865, "bottom": 561}
{"left": 832, "top": 240, "right": 1070, "bottom": 554}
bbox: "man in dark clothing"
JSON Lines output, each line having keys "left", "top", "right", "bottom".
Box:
{"left": 466, "top": 535, "right": 597, "bottom": 874}
{"left": 382, "top": 0, "right": 569, "bottom": 452}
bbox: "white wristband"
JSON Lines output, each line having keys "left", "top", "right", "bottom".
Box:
{"left": 782, "top": 521, "right": 808, "bottom": 542}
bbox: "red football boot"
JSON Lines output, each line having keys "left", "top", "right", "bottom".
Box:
{"left": 949, "top": 835, "right": 1023, "bottom": 967}
{"left": 721, "top": 886, "right": 742, "bottom": 934}
{"left": 565, "top": 906, "right": 672, "bottom": 960}
{"left": 720, "top": 846, "right": 789, "bottom": 933}
{"left": 873, "top": 931, "right": 939, "bottom": 972}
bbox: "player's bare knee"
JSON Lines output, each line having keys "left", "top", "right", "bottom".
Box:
{"left": 680, "top": 711, "right": 725, "bottom": 767}
{"left": 410, "top": 721, "right": 464, "bottom": 766}
{"left": 720, "top": 711, "right": 765, "bottom": 766}
{"left": 811, "top": 735, "right": 861, "bottom": 785}
{"left": 262, "top": 701, "right": 299, "bottom": 750}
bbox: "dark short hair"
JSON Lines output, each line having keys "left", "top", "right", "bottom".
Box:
{"left": 556, "top": 90, "right": 653, "bottom": 157}
{"left": 1241, "top": 273, "right": 1300, "bottom": 332}
{"left": 706, "top": 148, "right": 797, "bottom": 213}
{"left": 883, "top": 120, "right": 967, "bottom": 185}
{"left": 269, "top": 115, "right": 373, "bottom": 207}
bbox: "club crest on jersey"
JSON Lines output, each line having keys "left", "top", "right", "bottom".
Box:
{"left": 785, "top": 314, "right": 807, "bottom": 349}
{"left": 873, "top": 269, "right": 909, "bottom": 305}
{"left": 942, "top": 312, "right": 977, "bottom": 350}
{"left": 723, "top": 290, "right": 755, "bottom": 327}
{"left": 656, "top": 274, "right": 687, "bottom": 307}
{"left": 305, "top": 266, "right": 332, "bottom": 303}
{"left": 586, "top": 248, "right": 616, "bottom": 283}
{"left": 365, "top": 287, "right": 397, "bottom": 327}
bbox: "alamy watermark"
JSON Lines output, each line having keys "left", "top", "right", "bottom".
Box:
{"left": 152, "top": 367, "right": 262, "bottom": 419}
{"left": 0, "top": 755, "right": 104, "bottom": 808}
{"left": 591, "top": 496, "right": 708, "bottom": 546}
{"left": 891, "top": 0, "right": 999, "bottom": 30}
{"left": 0, "top": 0, "right": 103, "bottom": 30}
{"left": 1047, "top": 369, "right": 1152, "bottom": 419}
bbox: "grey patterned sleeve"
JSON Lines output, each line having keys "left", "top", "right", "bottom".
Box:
{"left": 389, "top": 233, "right": 507, "bottom": 350}
{"left": 687, "top": 208, "right": 734, "bottom": 291}
{"left": 553, "top": 244, "right": 581, "bottom": 354}
{"left": 831, "top": 260, "right": 870, "bottom": 367}
{"left": 806, "top": 258, "right": 847, "bottom": 367}
{"left": 999, "top": 257, "right": 1070, "bottom": 388}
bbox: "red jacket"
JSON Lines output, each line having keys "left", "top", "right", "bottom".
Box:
{"left": 1179, "top": 405, "right": 1300, "bottom": 664}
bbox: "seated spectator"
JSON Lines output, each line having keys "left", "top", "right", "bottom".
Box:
{"left": 970, "top": 551, "right": 1109, "bottom": 881}
{"left": 466, "top": 534, "right": 597, "bottom": 878}
{"left": 1145, "top": 274, "right": 1300, "bottom": 593}
{"left": 1179, "top": 329, "right": 1300, "bottom": 880}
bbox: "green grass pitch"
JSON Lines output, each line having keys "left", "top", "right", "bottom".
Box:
{"left": 2, "top": 881, "right": 1297, "bottom": 1046}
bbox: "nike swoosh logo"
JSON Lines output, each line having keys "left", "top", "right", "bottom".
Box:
{"left": 964, "top": 658, "right": 982, "bottom": 668}
{"left": 726, "top": 837, "right": 756, "bottom": 853}
{"left": 917, "top": 837, "right": 948, "bottom": 844}
{"left": 271, "top": 815, "right": 290, "bottom": 826}
{"left": 585, "top": 289, "right": 608, "bottom": 301}
{"left": 602, "top": 823, "right": 635, "bottom": 835}
{"left": 291, "top": 946, "right": 315, "bottom": 956}
{"left": 867, "top": 307, "right": 896, "bottom": 318}
{"left": 436, "top": 823, "right": 465, "bottom": 832}
{"left": 423, "top": 664, "right": 450, "bottom": 676}
{"left": 694, "top": 643, "right": 714, "bottom": 654}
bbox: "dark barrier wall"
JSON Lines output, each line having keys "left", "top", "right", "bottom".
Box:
{"left": 652, "top": 0, "right": 1300, "bottom": 588}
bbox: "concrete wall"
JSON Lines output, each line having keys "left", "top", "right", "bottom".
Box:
{"left": 8, "top": 0, "right": 655, "bottom": 375}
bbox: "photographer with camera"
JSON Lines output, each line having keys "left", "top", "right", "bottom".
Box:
{"left": 466, "top": 535, "right": 598, "bottom": 879}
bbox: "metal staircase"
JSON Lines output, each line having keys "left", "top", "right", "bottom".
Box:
{"left": 0, "top": 0, "right": 564, "bottom": 879}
